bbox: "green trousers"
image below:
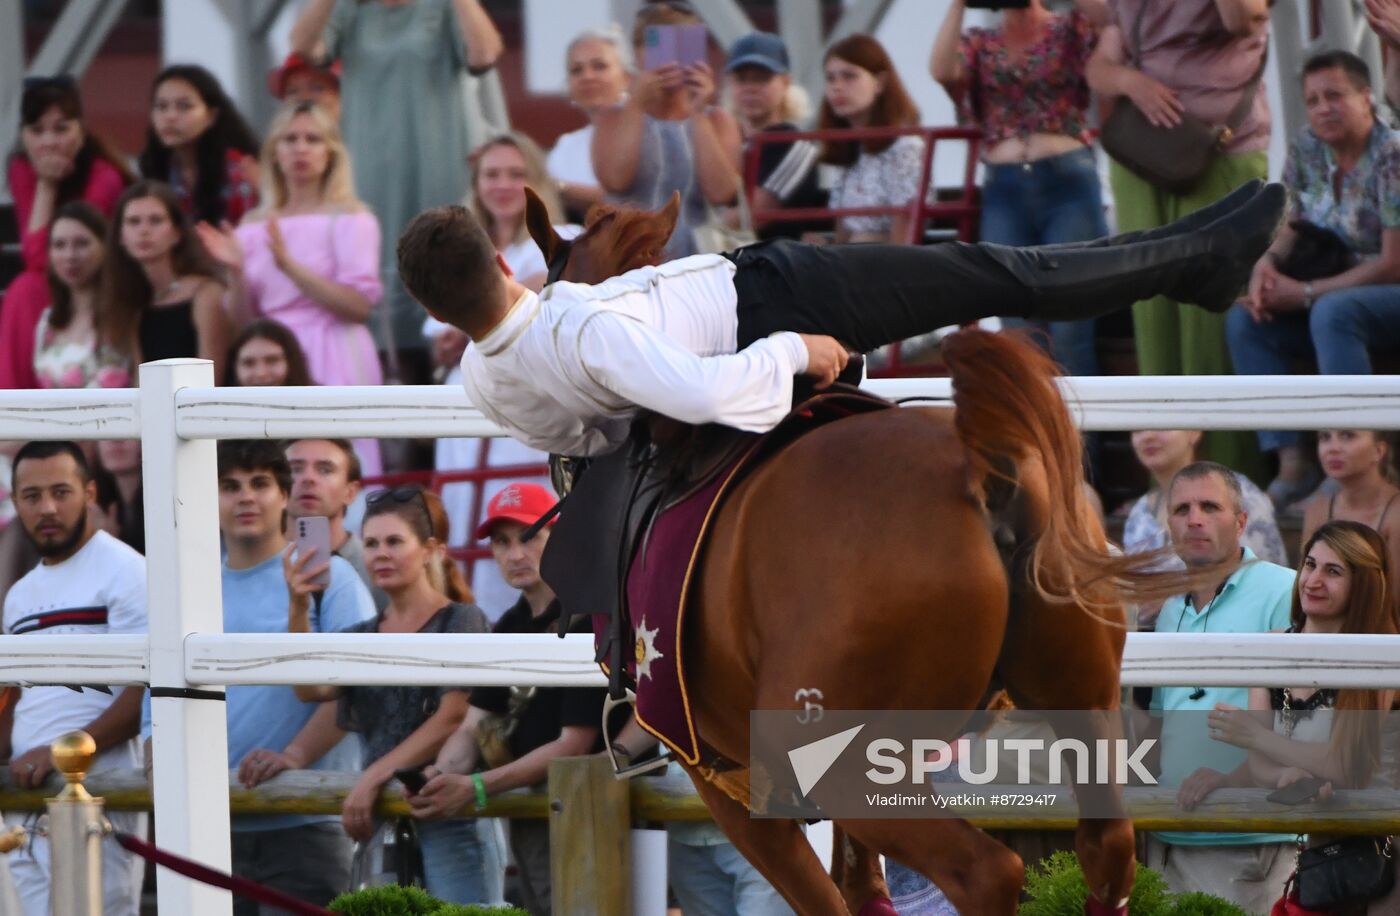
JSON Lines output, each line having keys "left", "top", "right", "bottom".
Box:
{"left": 1108, "top": 151, "right": 1270, "bottom": 478}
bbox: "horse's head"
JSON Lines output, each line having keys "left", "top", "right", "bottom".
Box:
{"left": 527, "top": 187, "right": 680, "bottom": 286}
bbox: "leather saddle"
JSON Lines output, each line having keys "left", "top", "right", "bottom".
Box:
{"left": 539, "top": 383, "right": 892, "bottom": 698}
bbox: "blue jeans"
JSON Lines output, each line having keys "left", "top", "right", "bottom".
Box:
{"left": 980, "top": 146, "right": 1109, "bottom": 376}
{"left": 1225, "top": 284, "right": 1400, "bottom": 451}
{"left": 419, "top": 817, "right": 506, "bottom": 906}
{"left": 667, "top": 835, "right": 795, "bottom": 915}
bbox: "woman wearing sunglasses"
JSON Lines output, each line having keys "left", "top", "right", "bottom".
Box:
{"left": 257, "top": 486, "right": 505, "bottom": 904}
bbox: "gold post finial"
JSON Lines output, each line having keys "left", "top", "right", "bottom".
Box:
{"left": 50, "top": 731, "right": 96, "bottom": 802}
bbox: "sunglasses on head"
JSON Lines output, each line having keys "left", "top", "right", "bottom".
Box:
{"left": 366, "top": 486, "right": 433, "bottom": 530}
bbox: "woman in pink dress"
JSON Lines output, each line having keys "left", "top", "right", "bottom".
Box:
{"left": 0, "top": 76, "right": 131, "bottom": 390}
{"left": 199, "top": 101, "right": 384, "bottom": 475}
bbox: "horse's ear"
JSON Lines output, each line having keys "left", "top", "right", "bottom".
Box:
{"left": 524, "top": 187, "right": 564, "bottom": 265}
{"left": 658, "top": 192, "right": 682, "bottom": 239}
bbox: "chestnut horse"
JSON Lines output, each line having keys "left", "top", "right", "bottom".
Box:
{"left": 525, "top": 191, "right": 1189, "bottom": 914}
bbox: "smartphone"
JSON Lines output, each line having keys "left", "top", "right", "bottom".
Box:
{"left": 394, "top": 767, "right": 428, "bottom": 794}
{"left": 293, "top": 515, "right": 331, "bottom": 589}
{"left": 1266, "top": 776, "right": 1329, "bottom": 806}
{"left": 643, "top": 24, "right": 708, "bottom": 71}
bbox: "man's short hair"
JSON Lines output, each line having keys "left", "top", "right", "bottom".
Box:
{"left": 217, "top": 440, "right": 292, "bottom": 495}
{"left": 396, "top": 206, "right": 504, "bottom": 331}
{"left": 1168, "top": 460, "right": 1245, "bottom": 514}
{"left": 12, "top": 441, "right": 91, "bottom": 489}
{"left": 290, "top": 438, "right": 362, "bottom": 484}
{"left": 1303, "top": 50, "right": 1372, "bottom": 92}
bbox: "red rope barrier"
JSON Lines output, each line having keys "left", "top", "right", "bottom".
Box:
{"left": 112, "top": 832, "right": 335, "bottom": 915}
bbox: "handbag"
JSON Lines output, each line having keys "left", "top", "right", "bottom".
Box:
{"left": 1276, "top": 220, "right": 1358, "bottom": 281}
{"left": 1100, "top": 0, "right": 1267, "bottom": 195}
{"left": 1294, "top": 835, "right": 1395, "bottom": 910}
{"left": 692, "top": 189, "right": 757, "bottom": 255}
{"left": 1270, "top": 874, "right": 1331, "bottom": 916}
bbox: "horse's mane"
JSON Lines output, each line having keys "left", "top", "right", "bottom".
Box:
{"left": 564, "top": 201, "right": 673, "bottom": 280}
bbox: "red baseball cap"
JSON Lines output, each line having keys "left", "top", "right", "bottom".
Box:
{"left": 266, "top": 52, "right": 341, "bottom": 98}
{"left": 475, "top": 483, "right": 557, "bottom": 539}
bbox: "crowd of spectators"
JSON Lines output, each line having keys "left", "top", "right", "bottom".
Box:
{"left": 5, "top": 0, "right": 1400, "bottom": 913}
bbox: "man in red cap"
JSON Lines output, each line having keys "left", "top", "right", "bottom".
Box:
{"left": 410, "top": 482, "right": 609, "bottom": 916}
{"left": 267, "top": 52, "right": 342, "bottom": 120}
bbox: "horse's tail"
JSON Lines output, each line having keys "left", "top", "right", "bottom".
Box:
{"left": 942, "top": 329, "right": 1209, "bottom": 610}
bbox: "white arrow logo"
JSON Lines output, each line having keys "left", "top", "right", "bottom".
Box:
{"left": 787, "top": 724, "right": 865, "bottom": 796}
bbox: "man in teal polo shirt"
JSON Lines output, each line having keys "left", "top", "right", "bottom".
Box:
{"left": 1146, "top": 461, "right": 1295, "bottom": 912}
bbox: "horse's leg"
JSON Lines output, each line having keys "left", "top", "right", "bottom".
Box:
{"left": 837, "top": 818, "right": 1024, "bottom": 916}
{"left": 997, "top": 585, "right": 1136, "bottom": 916}
{"left": 682, "top": 765, "right": 849, "bottom": 915}
{"left": 829, "top": 825, "right": 894, "bottom": 916}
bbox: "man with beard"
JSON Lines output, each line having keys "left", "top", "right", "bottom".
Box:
{"left": 0, "top": 441, "right": 147, "bottom": 916}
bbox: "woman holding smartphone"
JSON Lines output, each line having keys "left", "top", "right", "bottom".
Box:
{"left": 252, "top": 487, "right": 503, "bottom": 905}
{"left": 591, "top": 2, "right": 742, "bottom": 260}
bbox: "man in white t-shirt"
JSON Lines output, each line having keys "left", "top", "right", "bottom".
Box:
{"left": 1, "top": 441, "right": 147, "bottom": 916}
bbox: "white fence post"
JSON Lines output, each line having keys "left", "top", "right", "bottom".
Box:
{"left": 140, "top": 359, "right": 233, "bottom": 915}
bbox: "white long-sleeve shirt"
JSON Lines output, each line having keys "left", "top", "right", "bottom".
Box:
{"left": 459, "top": 254, "right": 809, "bottom": 456}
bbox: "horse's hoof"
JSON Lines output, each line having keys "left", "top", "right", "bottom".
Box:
{"left": 857, "top": 897, "right": 898, "bottom": 916}
{"left": 1084, "top": 896, "right": 1128, "bottom": 916}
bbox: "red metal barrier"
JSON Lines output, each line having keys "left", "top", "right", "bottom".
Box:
{"left": 742, "top": 124, "right": 984, "bottom": 377}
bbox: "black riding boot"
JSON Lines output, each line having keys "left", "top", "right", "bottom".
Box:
{"left": 732, "top": 183, "right": 1285, "bottom": 352}
{"left": 1038, "top": 178, "right": 1262, "bottom": 252}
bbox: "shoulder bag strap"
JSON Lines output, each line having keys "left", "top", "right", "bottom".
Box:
{"left": 1127, "top": 0, "right": 1149, "bottom": 69}
{"left": 1222, "top": 43, "right": 1269, "bottom": 134}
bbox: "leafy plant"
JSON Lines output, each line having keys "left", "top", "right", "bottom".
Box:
{"left": 1018, "top": 851, "right": 1243, "bottom": 916}
{"left": 327, "top": 884, "right": 526, "bottom": 916}
{"left": 1167, "top": 892, "right": 1248, "bottom": 916}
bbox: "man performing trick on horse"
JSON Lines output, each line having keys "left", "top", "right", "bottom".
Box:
{"left": 396, "top": 182, "right": 1286, "bottom": 916}
{"left": 397, "top": 179, "right": 1282, "bottom": 457}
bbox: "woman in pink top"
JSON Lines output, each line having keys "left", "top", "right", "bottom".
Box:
{"left": 0, "top": 77, "right": 131, "bottom": 390}
{"left": 199, "top": 102, "right": 383, "bottom": 386}
{"left": 199, "top": 101, "right": 383, "bottom": 474}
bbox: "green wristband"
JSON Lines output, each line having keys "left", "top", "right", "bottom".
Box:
{"left": 471, "top": 772, "right": 488, "bottom": 810}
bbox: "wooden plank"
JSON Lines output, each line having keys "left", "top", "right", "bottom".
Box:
{"left": 550, "top": 756, "right": 631, "bottom": 916}
{"left": 4, "top": 769, "right": 1400, "bottom": 836}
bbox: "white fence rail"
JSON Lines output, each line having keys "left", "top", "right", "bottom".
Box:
{"left": 3, "top": 362, "right": 1400, "bottom": 913}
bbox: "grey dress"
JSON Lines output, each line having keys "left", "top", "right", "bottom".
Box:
{"left": 324, "top": 0, "right": 480, "bottom": 353}
{"left": 608, "top": 116, "right": 711, "bottom": 261}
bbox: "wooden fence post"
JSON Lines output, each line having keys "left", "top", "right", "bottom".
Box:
{"left": 549, "top": 755, "right": 631, "bottom": 915}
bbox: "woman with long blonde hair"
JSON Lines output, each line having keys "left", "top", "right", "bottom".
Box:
{"left": 467, "top": 132, "right": 577, "bottom": 292}
{"left": 197, "top": 100, "right": 384, "bottom": 474}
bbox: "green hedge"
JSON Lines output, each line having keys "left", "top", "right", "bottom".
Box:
{"left": 327, "top": 884, "right": 528, "bottom": 916}
{"left": 1020, "top": 852, "right": 1248, "bottom": 916}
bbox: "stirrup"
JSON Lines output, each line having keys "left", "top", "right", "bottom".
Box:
{"left": 602, "top": 689, "right": 671, "bottom": 779}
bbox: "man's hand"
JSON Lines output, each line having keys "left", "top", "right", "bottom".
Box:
{"left": 8, "top": 747, "right": 53, "bottom": 790}
{"left": 237, "top": 747, "right": 303, "bottom": 788}
{"left": 407, "top": 772, "right": 475, "bottom": 820}
{"left": 1125, "top": 71, "right": 1185, "bottom": 128}
{"left": 1176, "top": 766, "right": 1228, "bottom": 811}
{"left": 283, "top": 543, "right": 329, "bottom": 621}
{"left": 797, "top": 334, "right": 851, "bottom": 389}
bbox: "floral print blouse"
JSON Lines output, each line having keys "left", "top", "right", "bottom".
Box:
{"left": 959, "top": 11, "right": 1097, "bottom": 146}
{"left": 169, "top": 150, "right": 259, "bottom": 226}
{"left": 1122, "top": 472, "right": 1288, "bottom": 571}
{"left": 1283, "top": 121, "right": 1400, "bottom": 257}
{"left": 829, "top": 135, "right": 930, "bottom": 237}
{"left": 32, "top": 309, "right": 131, "bottom": 390}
